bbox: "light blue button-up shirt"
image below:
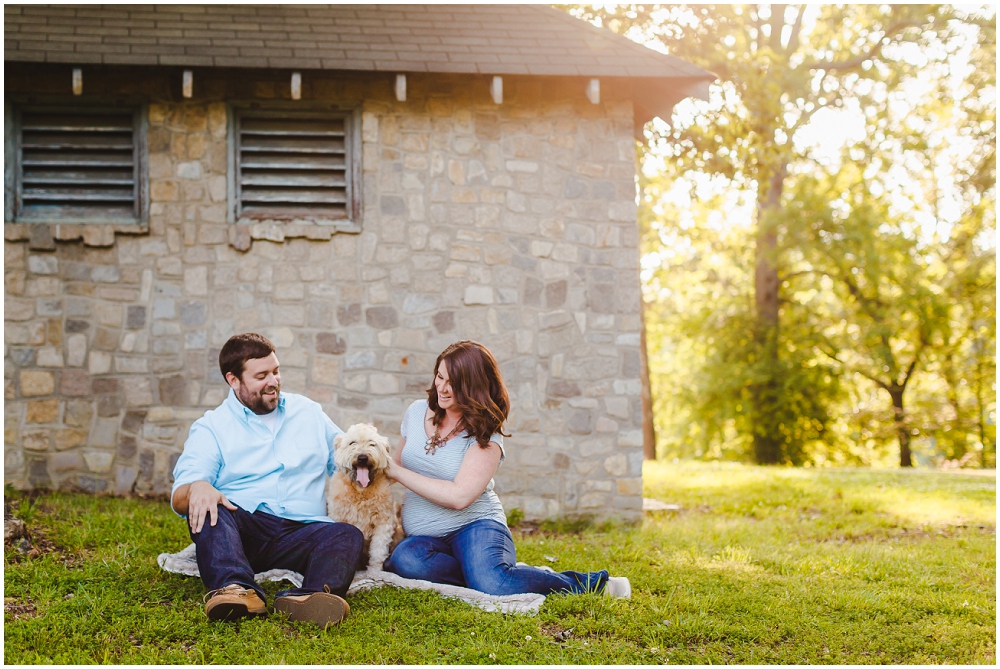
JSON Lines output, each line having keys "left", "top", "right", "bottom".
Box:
{"left": 171, "top": 389, "right": 343, "bottom": 523}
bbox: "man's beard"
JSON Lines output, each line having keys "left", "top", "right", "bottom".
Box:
{"left": 236, "top": 381, "right": 280, "bottom": 415}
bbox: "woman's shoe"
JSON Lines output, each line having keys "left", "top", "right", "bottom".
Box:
{"left": 603, "top": 576, "right": 631, "bottom": 599}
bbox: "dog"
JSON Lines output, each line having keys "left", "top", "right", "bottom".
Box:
{"left": 326, "top": 423, "right": 403, "bottom": 572}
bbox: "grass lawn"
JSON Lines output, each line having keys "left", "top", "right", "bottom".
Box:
{"left": 4, "top": 461, "right": 995, "bottom": 664}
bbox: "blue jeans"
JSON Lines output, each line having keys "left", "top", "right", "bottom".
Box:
{"left": 384, "top": 518, "right": 608, "bottom": 596}
{"left": 188, "top": 505, "right": 364, "bottom": 604}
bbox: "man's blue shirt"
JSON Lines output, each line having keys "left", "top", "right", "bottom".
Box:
{"left": 171, "top": 389, "right": 343, "bottom": 523}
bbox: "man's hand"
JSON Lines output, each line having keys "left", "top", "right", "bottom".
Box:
{"left": 174, "top": 480, "right": 238, "bottom": 533}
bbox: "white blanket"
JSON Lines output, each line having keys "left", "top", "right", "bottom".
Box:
{"left": 157, "top": 543, "right": 545, "bottom": 615}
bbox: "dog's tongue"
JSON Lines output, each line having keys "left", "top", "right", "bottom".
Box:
{"left": 356, "top": 466, "right": 370, "bottom": 488}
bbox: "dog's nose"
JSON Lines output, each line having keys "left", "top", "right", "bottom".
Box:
{"left": 356, "top": 454, "right": 369, "bottom": 465}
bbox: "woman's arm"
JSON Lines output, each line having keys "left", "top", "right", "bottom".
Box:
{"left": 387, "top": 440, "right": 502, "bottom": 511}
{"left": 392, "top": 436, "right": 405, "bottom": 467}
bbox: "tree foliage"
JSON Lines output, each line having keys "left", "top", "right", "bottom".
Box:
{"left": 573, "top": 4, "right": 996, "bottom": 466}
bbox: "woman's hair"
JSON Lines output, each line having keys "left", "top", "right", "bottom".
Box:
{"left": 219, "top": 332, "right": 276, "bottom": 381}
{"left": 427, "top": 340, "right": 510, "bottom": 449}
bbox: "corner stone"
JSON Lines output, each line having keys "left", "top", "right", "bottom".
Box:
{"left": 60, "top": 370, "right": 91, "bottom": 396}
{"left": 20, "top": 370, "right": 55, "bottom": 397}
{"left": 26, "top": 399, "right": 59, "bottom": 423}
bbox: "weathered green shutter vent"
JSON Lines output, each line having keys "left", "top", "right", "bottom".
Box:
{"left": 17, "top": 109, "right": 138, "bottom": 221}
{"left": 237, "top": 114, "right": 349, "bottom": 221}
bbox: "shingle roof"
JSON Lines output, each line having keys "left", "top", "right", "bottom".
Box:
{"left": 4, "top": 4, "right": 713, "bottom": 81}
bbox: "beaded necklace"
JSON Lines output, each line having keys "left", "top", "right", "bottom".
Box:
{"left": 425, "top": 420, "right": 464, "bottom": 455}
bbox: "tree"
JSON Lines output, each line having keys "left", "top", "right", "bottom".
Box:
{"left": 905, "top": 12, "right": 996, "bottom": 465}
{"left": 573, "top": 4, "right": 991, "bottom": 465}
{"left": 788, "top": 165, "right": 949, "bottom": 467}
{"left": 638, "top": 167, "right": 844, "bottom": 464}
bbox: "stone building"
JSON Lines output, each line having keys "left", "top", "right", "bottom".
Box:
{"left": 4, "top": 4, "right": 712, "bottom": 522}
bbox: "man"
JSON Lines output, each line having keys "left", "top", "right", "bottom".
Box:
{"left": 171, "top": 332, "right": 363, "bottom": 627}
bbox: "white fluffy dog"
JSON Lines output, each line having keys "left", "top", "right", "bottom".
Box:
{"left": 326, "top": 423, "right": 403, "bottom": 572}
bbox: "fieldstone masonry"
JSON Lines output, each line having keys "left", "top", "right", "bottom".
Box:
{"left": 4, "top": 69, "right": 644, "bottom": 521}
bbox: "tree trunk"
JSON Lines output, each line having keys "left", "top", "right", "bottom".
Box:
{"left": 751, "top": 167, "right": 786, "bottom": 465}
{"left": 889, "top": 387, "right": 913, "bottom": 467}
{"left": 975, "top": 354, "right": 989, "bottom": 468}
{"left": 640, "top": 296, "right": 657, "bottom": 460}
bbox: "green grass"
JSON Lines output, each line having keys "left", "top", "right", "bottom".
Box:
{"left": 4, "top": 462, "right": 995, "bottom": 664}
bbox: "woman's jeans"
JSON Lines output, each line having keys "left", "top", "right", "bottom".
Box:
{"left": 384, "top": 518, "right": 608, "bottom": 596}
{"left": 189, "top": 505, "right": 364, "bottom": 603}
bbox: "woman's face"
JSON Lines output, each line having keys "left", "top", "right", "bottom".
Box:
{"left": 435, "top": 360, "right": 455, "bottom": 411}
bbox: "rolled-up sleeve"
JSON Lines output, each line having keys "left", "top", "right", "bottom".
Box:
{"left": 490, "top": 432, "right": 506, "bottom": 464}
{"left": 170, "top": 421, "right": 224, "bottom": 518}
{"left": 323, "top": 411, "right": 344, "bottom": 477}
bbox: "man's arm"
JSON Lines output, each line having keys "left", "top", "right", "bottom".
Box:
{"left": 171, "top": 420, "right": 230, "bottom": 532}
{"left": 322, "top": 408, "right": 345, "bottom": 476}
{"left": 171, "top": 480, "right": 238, "bottom": 533}
{"left": 170, "top": 484, "right": 190, "bottom": 515}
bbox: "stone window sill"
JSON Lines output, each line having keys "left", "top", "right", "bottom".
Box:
{"left": 3, "top": 221, "right": 149, "bottom": 248}
{"left": 228, "top": 220, "right": 361, "bottom": 251}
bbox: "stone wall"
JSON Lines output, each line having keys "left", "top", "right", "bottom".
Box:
{"left": 4, "top": 65, "right": 644, "bottom": 521}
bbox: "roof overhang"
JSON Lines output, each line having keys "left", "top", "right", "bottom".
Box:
{"left": 631, "top": 76, "right": 713, "bottom": 136}
{"left": 4, "top": 4, "right": 716, "bottom": 130}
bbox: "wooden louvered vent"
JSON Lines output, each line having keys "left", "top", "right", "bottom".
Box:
{"left": 237, "top": 113, "right": 350, "bottom": 221}
{"left": 17, "top": 109, "right": 139, "bottom": 222}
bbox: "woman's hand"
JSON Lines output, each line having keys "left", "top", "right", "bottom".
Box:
{"left": 385, "top": 436, "right": 406, "bottom": 483}
{"left": 384, "top": 457, "right": 400, "bottom": 483}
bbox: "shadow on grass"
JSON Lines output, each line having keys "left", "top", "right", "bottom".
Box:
{"left": 642, "top": 461, "right": 996, "bottom": 530}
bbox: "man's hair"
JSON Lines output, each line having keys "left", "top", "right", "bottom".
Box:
{"left": 219, "top": 333, "right": 276, "bottom": 381}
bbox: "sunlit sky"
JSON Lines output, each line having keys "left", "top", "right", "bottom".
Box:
{"left": 600, "top": 4, "right": 996, "bottom": 255}
{"left": 608, "top": 4, "right": 996, "bottom": 283}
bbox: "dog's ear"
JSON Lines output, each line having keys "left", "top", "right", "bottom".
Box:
{"left": 334, "top": 433, "right": 344, "bottom": 449}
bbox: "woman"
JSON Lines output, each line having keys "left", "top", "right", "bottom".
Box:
{"left": 384, "top": 340, "right": 631, "bottom": 598}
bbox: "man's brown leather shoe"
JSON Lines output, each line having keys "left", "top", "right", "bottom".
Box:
{"left": 274, "top": 588, "right": 349, "bottom": 628}
{"left": 203, "top": 584, "right": 267, "bottom": 621}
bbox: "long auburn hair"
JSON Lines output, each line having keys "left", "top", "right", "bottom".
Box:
{"left": 427, "top": 340, "right": 510, "bottom": 449}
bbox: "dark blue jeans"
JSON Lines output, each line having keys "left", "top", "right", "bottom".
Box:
{"left": 385, "top": 518, "right": 608, "bottom": 596}
{"left": 188, "top": 505, "right": 364, "bottom": 603}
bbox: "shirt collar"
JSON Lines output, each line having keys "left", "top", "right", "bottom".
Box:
{"left": 225, "top": 387, "right": 285, "bottom": 422}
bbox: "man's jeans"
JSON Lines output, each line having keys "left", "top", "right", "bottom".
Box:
{"left": 189, "top": 505, "right": 364, "bottom": 603}
{"left": 384, "top": 518, "right": 608, "bottom": 595}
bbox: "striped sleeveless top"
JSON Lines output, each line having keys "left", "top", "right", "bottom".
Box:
{"left": 399, "top": 399, "right": 507, "bottom": 537}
